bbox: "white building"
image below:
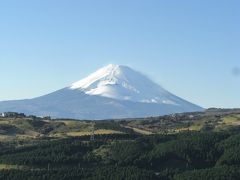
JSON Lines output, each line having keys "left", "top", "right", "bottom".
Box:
{"left": 0, "top": 113, "right": 5, "bottom": 117}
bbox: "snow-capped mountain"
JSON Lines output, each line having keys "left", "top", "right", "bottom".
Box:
{"left": 70, "top": 64, "right": 179, "bottom": 105}
{"left": 0, "top": 64, "right": 203, "bottom": 119}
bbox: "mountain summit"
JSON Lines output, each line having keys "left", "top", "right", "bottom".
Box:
{"left": 0, "top": 64, "right": 203, "bottom": 119}
{"left": 70, "top": 64, "right": 189, "bottom": 105}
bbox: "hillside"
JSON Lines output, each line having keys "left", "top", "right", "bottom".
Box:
{"left": 1, "top": 109, "right": 240, "bottom": 179}
{"left": 1, "top": 109, "right": 239, "bottom": 141}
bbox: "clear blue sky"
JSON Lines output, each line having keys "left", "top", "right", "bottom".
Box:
{"left": 0, "top": 0, "right": 239, "bottom": 108}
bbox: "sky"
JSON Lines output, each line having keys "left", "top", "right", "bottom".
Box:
{"left": 0, "top": 0, "right": 239, "bottom": 108}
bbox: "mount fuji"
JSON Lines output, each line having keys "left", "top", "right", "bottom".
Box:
{"left": 0, "top": 64, "right": 203, "bottom": 119}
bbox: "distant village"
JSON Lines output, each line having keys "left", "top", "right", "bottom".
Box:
{"left": 0, "top": 112, "right": 51, "bottom": 120}
{"left": 0, "top": 112, "right": 26, "bottom": 118}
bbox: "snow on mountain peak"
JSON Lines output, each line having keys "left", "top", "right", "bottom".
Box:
{"left": 70, "top": 64, "right": 127, "bottom": 89}
{"left": 0, "top": 63, "right": 203, "bottom": 119}
{"left": 69, "top": 64, "right": 180, "bottom": 105}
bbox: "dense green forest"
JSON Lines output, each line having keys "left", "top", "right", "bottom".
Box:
{"left": 1, "top": 129, "right": 240, "bottom": 179}
{"left": 1, "top": 109, "right": 240, "bottom": 179}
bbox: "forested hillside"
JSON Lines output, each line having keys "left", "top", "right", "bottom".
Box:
{"left": 1, "top": 129, "right": 240, "bottom": 179}
{"left": 0, "top": 109, "right": 240, "bottom": 179}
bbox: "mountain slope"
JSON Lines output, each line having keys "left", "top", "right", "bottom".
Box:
{"left": 0, "top": 64, "right": 203, "bottom": 119}
{"left": 70, "top": 64, "right": 184, "bottom": 105}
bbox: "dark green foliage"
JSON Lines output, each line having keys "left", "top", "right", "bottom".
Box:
{"left": 104, "top": 132, "right": 229, "bottom": 171}
{"left": 2, "top": 130, "right": 240, "bottom": 179}
{"left": 0, "top": 124, "right": 23, "bottom": 135}
{"left": 142, "top": 132, "right": 228, "bottom": 170}
{"left": 0, "top": 139, "right": 102, "bottom": 165}
{"left": 216, "top": 134, "right": 240, "bottom": 166}
{"left": 0, "top": 167, "right": 157, "bottom": 180}
{"left": 108, "top": 141, "right": 149, "bottom": 165}
{"left": 174, "top": 166, "right": 240, "bottom": 180}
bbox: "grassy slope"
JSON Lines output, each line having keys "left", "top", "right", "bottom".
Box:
{"left": 0, "top": 119, "right": 117, "bottom": 140}
{"left": 1, "top": 109, "right": 240, "bottom": 141}
{"left": 121, "top": 110, "right": 240, "bottom": 134}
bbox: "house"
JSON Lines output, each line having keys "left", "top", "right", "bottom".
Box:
{"left": 0, "top": 112, "right": 26, "bottom": 118}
